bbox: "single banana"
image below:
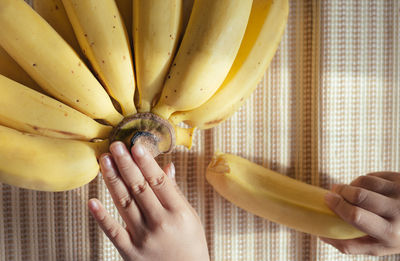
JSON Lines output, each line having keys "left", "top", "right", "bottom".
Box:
{"left": 0, "top": 74, "right": 111, "bottom": 141}
{"left": 206, "top": 153, "right": 366, "bottom": 239}
{"left": 133, "top": 0, "right": 182, "bottom": 112}
{"left": 33, "top": 0, "right": 83, "bottom": 57}
{"left": 0, "top": 125, "right": 108, "bottom": 192}
{"left": 0, "top": 0, "right": 122, "bottom": 126}
{"left": 151, "top": 0, "right": 253, "bottom": 120}
{"left": 116, "top": 0, "right": 133, "bottom": 44}
{"left": 62, "top": 0, "right": 136, "bottom": 116}
{"left": 0, "top": 46, "right": 43, "bottom": 94}
{"left": 170, "top": 0, "right": 288, "bottom": 129}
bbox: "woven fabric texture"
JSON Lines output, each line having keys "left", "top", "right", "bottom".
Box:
{"left": 1, "top": 0, "right": 399, "bottom": 260}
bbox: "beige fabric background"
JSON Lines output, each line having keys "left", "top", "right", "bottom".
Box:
{"left": 1, "top": 0, "right": 399, "bottom": 260}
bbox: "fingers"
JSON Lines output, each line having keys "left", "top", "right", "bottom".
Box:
{"left": 320, "top": 236, "right": 387, "bottom": 256}
{"left": 324, "top": 192, "right": 393, "bottom": 244}
{"left": 88, "top": 199, "right": 135, "bottom": 256}
{"left": 163, "top": 162, "right": 176, "bottom": 184}
{"left": 367, "top": 172, "right": 400, "bottom": 182}
{"left": 131, "top": 144, "right": 185, "bottom": 211}
{"left": 109, "top": 142, "right": 163, "bottom": 224}
{"left": 99, "top": 153, "right": 144, "bottom": 237}
{"left": 350, "top": 175, "right": 400, "bottom": 197}
{"left": 332, "top": 184, "right": 398, "bottom": 218}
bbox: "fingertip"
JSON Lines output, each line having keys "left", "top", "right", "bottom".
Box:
{"left": 110, "top": 141, "right": 127, "bottom": 156}
{"left": 100, "top": 153, "right": 113, "bottom": 171}
{"left": 132, "top": 143, "right": 145, "bottom": 158}
{"left": 88, "top": 198, "right": 101, "bottom": 212}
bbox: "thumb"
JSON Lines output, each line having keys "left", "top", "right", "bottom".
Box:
{"left": 163, "top": 162, "right": 176, "bottom": 184}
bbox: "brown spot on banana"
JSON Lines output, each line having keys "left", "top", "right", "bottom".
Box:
{"left": 26, "top": 124, "right": 87, "bottom": 140}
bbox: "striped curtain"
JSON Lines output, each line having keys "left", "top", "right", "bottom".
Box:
{"left": 1, "top": 0, "right": 399, "bottom": 260}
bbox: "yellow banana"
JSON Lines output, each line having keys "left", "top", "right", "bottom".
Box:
{"left": 133, "top": 0, "right": 182, "bottom": 112}
{"left": 0, "top": 125, "right": 108, "bottom": 192}
{"left": 0, "top": 46, "right": 43, "bottom": 93}
{"left": 0, "top": 0, "right": 122, "bottom": 126}
{"left": 170, "top": 0, "right": 288, "bottom": 129}
{"left": 33, "top": 0, "right": 82, "bottom": 57}
{"left": 206, "top": 153, "right": 366, "bottom": 239}
{"left": 181, "top": 0, "right": 194, "bottom": 39}
{"left": 0, "top": 74, "right": 111, "bottom": 141}
{"left": 62, "top": 0, "right": 136, "bottom": 116}
{"left": 116, "top": 0, "right": 133, "bottom": 44}
{"left": 152, "top": 0, "right": 253, "bottom": 120}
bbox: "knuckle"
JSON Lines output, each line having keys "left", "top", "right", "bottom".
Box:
{"left": 175, "top": 209, "right": 192, "bottom": 224}
{"left": 148, "top": 174, "right": 166, "bottom": 189}
{"left": 367, "top": 249, "right": 382, "bottom": 256}
{"left": 351, "top": 188, "right": 368, "bottom": 205}
{"left": 338, "top": 245, "right": 351, "bottom": 255}
{"left": 348, "top": 207, "right": 362, "bottom": 225}
{"left": 117, "top": 194, "right": 132, "bottom": 209}
{"left": 129, "top": 180, "right": 148, "bottom": 195}
{"left": 148, "top": 218, "right": 169, "bottom": 233}
{"left": 105, "top": 173, "right": 120, "bottom": 186}
{"left": 106, "top": 225, "right": 122, "bottom": 240}
{"left": 157, "top": 220, "right": 171, "bottom": 233}
{"left": 334, "top": 242, "right": 352, "bottom": 255}
{"left": 117, "top": 155, "right": 133, "bottom": 172}
{"left": 384, "top": 223, "right": 400, "bottom": 243}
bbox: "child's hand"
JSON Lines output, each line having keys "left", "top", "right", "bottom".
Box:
{"left": 88, "top": 141, "right": 210, "bottom": 261}
{"left": 321, "top": 172, "right": 400, "bottom": 256}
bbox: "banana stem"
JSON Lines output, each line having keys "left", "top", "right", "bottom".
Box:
{"left": 109, "top": 112, "right": 176, "bottom": 157}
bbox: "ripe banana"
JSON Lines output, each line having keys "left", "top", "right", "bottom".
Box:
{"left": 0, "top": 74, "right": 111, "bottom": 141}
{"left": 0, "top": 124, "right": 108, "bottom": 192}
{"left": 0, "top": 46, "right": 43, "bottom": 94}
{"left": 151, "top": 0, "right": 253, "bottom": 120}
{"left": 206, "top": 153, "right": 366, "bottom": 239}
{"left": 0, "top": 0, "right": 122, "bottom": 126}
{"left": 116, "top": 0, "right": 133, "bottom": 44}
{"left": 62, "top": 0, "right": 136, "bottom": 116}
{"left": 33, "top": 0, "right": 82, "bottom": 57}
{"left": 170, "top": 0, "right": 289, "bottom": 129}
{"left": 181, "top": 0, "right": 194, "bottom": 39}
{"left": 133, "top": 0, "right": 182, "bottom": 112}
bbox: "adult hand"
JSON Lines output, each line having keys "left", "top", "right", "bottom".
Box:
{"left": 88, "top": 141, "right": 210, "bottom": 261}
{"left": 321, "top": 172, "right": 400, "bottom": 256}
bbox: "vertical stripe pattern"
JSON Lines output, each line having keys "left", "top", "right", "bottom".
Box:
{"left": 0, "top": 0, "right": 398, "bottom": 260}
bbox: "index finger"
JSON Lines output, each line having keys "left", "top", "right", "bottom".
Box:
{"left": 325, "top": 192, "right": 393, "bottom": 244}
{"left": 131, "top": 143, "right": 186, "bottom": 211}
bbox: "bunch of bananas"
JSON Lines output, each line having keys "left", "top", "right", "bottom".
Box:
{"left": 0, "top": 0, "right": 362, "bottom": 239}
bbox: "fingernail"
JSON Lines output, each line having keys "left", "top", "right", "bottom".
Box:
{"left": 111, "top": 142, "right": 125, "bottom": 156}
{"left": 325, "top": 192, "right": 341, "bottom": 208}
{"left": 133, "top": 143, "right": 144, "bottom": 157}
{"left": 169, "top": 162, "right": 175, "bottom": 179}
{"left": 100, "top": 155, "right": 112, "bottom": 170}
{"left": 88, "top": 199, "right": 99, "bottom": 211}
